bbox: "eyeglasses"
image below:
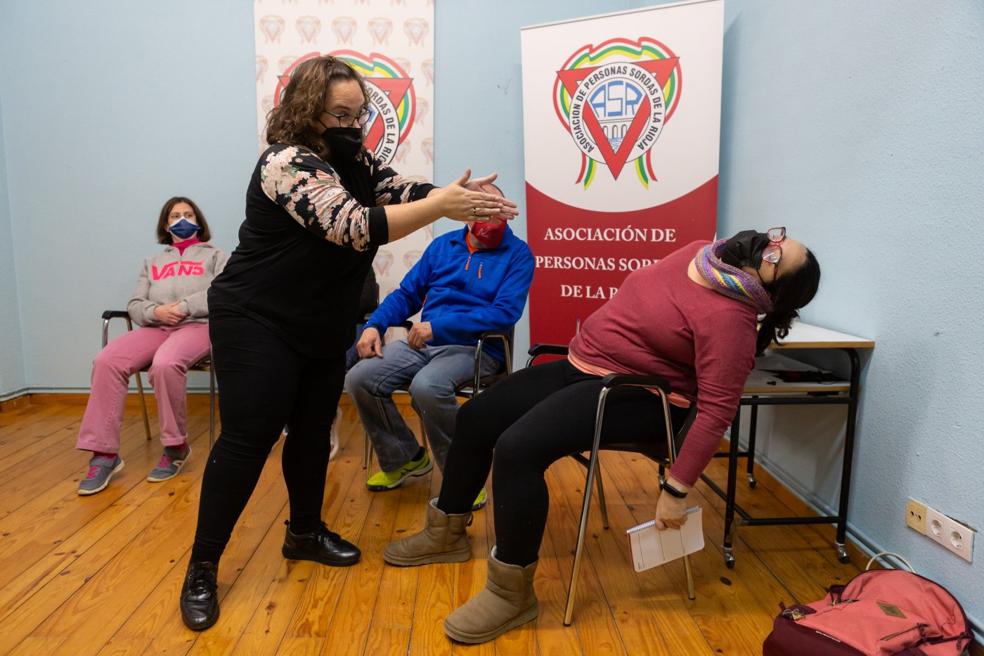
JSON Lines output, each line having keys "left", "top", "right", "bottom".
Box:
{"left": 323, "top": 106, "right": 372, "bottom": 128}
{"left": 762, "top": 226, "right": 785, "bottom": 267}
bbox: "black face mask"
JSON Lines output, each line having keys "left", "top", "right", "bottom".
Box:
{"left": 720, "top": 230, "right": 770, "bottom": 270}
{"left": 322, "top": 126, "right": 364, "bottom": 162}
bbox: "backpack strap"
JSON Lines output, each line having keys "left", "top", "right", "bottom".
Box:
{"left": 918, "top": 630, "right": 974, "bottom": 646}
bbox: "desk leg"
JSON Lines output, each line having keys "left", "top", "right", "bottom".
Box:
{"left": 834, "top": 348, "right": 861, "bottom": 564}
{"left": 747, "top": 400, "right": 759, "bottom": 488}
{"left": 723, "top": 410, "right": 741, "bottom": 568}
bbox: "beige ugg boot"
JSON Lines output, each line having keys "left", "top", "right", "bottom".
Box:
{"left": 383, "top": 498, "right": 472, "bottom": 566}
{"left": 443, "top": 548, "right": 539, "bottom": 644}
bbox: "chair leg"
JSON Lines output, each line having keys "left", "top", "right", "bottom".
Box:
{"left": 683, "top": 553, "right": 696, "bottom": 600}
{"left": 363, "top": 431, "right": 371, "bottom": 470}
{"left": 746, "top": 402, "right": 759, "bottom": 488}
{"left": 208, "top": 367, "right": 216, "bottom": 448}
{"left": 564, "top": 450, "right": 600, "bottom": 626}
{"left": 595, "top": 460, "right": 610, "bottom": 530}
{"left": 135, "top": 372, "right": 152, "bottom": 442}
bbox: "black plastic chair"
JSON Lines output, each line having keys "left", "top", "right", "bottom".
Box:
{"left": 527, "top": 343, "right": 698, "bottom": 626}
{"left": 101, "top": 311, "right": 217, "bottom": 447}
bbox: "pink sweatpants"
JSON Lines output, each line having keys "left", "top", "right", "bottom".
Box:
{"left": 76, "top": 322, "right": 211, "bottom": 453}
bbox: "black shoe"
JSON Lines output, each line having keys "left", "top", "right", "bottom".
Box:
{"left": 180, "top": 561, "right": 220, "bottom": 631}
{"left": 282, "top": 520, "right": 361, "bottom": 566}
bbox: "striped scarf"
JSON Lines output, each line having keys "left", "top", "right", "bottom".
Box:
{"left": 695, "top": 239, "right": 773, "bottom": 314}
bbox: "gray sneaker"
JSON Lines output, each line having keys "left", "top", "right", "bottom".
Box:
{"left": 78, "top": 454, "right": 124, "bottom": 496}
{"left": 147, "top": 444, "right": 191, "bottom": 482}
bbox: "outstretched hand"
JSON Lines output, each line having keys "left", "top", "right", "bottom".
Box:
{"left": 435, "top": 169, "right": 519, "bottom": 222}
{"left": 463, "top": 171, "right": 499, "bottom": 192}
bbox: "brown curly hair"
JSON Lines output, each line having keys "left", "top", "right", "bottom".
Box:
{"left": 265, "top": 55, "right": 370, "bottom": 160}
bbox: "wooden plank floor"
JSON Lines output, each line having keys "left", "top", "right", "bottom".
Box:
{"left": 0, "top": 396, "right": 866, "bottom": 656}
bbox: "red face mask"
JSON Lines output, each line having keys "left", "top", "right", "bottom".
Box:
{"left": 469, "top": 220, "right": 507, "bottom": 248}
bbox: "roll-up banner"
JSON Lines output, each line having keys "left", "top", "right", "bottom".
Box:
{"left": 254, "top": 0, "right": 435, "bottom": 322}
{"left": 521, "top": 0, "right": 723, "bottom": 344}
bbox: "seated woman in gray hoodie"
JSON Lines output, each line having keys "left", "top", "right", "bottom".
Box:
{"left": 75, "top": 196, "right": 227, "bottom": 495}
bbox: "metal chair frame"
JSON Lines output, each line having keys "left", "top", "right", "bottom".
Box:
{"left": 101, "top": 310, "right": 217, "bottom": 447}
{"left": 527, "top": 344, "right": 697, "bottom": 626}
{"left": 362, "top": 328, "right": 514, "bottom": 470}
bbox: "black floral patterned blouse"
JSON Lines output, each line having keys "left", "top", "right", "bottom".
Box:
{"left": 209, "top": 144, "right": 435, "bottom": 357}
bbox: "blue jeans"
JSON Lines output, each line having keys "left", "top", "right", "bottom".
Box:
{"left": 344, "top": 340, "right": 500, "bottom": 472}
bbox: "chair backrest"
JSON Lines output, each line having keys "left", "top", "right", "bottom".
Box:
{"left": 454, "top": 328, "right": 516, "bottom": 398}
{"left": 500, "top": 327, "right": 515, "bottom": 375}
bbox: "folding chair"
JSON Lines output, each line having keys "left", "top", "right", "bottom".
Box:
{"left": 527, "top": 343, "right": 698, "bottom": 626}
{"left": 101, "top": 310, "right": 217, "bottom": 447}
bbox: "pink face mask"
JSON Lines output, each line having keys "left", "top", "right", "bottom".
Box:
{"left": 470, "top": 220, "right": 507, "bottom": 248}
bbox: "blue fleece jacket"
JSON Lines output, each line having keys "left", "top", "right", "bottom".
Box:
{"left": 365, "top": 225, "right": 534, "bottom": 362}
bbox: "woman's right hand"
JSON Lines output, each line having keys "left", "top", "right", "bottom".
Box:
{"left": 654, "top": 475, "right": 692, "bottom": 530}
{"left": 436, "top": 170, "right": 519, "bottom": 222}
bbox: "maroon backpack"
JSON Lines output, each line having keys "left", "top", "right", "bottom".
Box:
{"left": 763, "top": 558, "right": 973, "bottom": 656}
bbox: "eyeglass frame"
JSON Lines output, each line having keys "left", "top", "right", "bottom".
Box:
{"left": 322, "top": 105, "right": 372, "bottom": 128}
{"left": 761, "top": 226, "right": 786, "bottom": 280}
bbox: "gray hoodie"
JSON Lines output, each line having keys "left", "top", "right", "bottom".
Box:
{"left": 127, "top": 242, "right": 228, "bottom": 326}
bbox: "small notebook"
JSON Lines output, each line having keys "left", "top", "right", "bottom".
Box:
{"left": 626, "top": 507, "right": 704, "bottom": 572}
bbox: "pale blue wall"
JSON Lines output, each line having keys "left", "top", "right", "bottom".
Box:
{"left": 718, "top": 0, "right": 984, "bottom": 635}
{"left": 1, "top": 0, "right": 982, "bottom": 635}
{"left": 0, "top": 0, "right": 652, "bottom": 388}
{"left": 0, "top": 92, "right": 27, "bottom": 398}
{"left": 0, "top": 0, "right": 256, "bottom": 390}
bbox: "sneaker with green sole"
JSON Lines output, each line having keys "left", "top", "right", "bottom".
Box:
{"left": 366, "top": 450, "right": 432, "bottom": 491}
{"left": 472, "top": 488, "right": 488, "bottom": 511}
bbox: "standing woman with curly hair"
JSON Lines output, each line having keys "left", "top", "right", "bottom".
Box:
{"left": 179, "top": 55, "right": 516, "bottom": 630}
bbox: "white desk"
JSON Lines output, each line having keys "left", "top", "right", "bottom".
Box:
{"left": 702, "top": 321, "right": 875, "bottom": 567}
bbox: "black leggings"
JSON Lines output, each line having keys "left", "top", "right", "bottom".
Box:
{"left": 437, "top": 359, "right": 688, "bottom": 567}
{"left": 191, "top": 311, "right": 345, "bottom": 565}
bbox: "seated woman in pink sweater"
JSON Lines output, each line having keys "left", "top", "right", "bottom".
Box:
{"left": 76, "top": 197, "right": 227, "bottom": 496}
{"left": 382, "top": 228, "right": 821, "bottom": 644}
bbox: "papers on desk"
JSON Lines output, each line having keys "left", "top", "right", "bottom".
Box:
{"left": 627, "top": 507, "right": 703, "bottom": 572}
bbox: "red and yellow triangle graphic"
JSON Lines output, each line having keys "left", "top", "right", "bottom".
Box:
{"left": 557, "top": 58, "right": 677, "bottom": 179}
{"left": 363, "top": 77, "right": 413, "bottom": 154}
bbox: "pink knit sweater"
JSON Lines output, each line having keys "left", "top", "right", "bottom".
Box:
{"left": 568, "top": 241, "right": 758, "bottom": 486}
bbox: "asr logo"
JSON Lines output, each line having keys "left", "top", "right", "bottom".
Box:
{"left": 554, "top": 37, "right": 682, "bottom": 188}
{"left": 276, "top": 50, "right": 416, "bottom": 166}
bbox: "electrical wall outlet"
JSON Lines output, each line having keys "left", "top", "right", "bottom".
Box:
{"left": 925, "top": 507, "right": 948, "bottom": 546}
{"left": 943, "top": 515, "right": 975, "bottom": 563}
{"left": 923, "top": 505, "right": 975, "bottom": 563}
{"left": 906, "top": 499, "right": 927, "bottom": 534}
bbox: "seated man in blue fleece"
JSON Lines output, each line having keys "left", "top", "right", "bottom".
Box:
{"left": 344, "top": 184, "right": 534, "bottom": 508}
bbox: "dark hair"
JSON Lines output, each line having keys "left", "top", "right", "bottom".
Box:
{"left": 156, "top": 196, "right": 211, "bottom": 244}
{"left": 265, "top": 55, "right": 371, "bottom": 159}
{"left": 757, "top": 248, "right": 821, "bottom": 354}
